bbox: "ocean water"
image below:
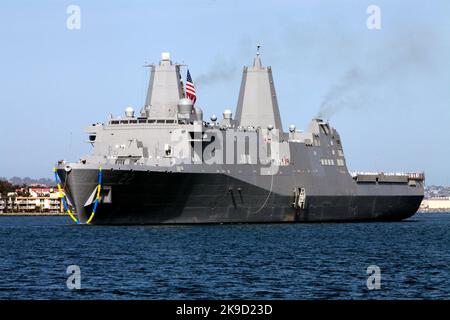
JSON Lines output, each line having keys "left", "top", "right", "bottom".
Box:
{"left": 0, "top": 213, "right": 448, "bottom": 300}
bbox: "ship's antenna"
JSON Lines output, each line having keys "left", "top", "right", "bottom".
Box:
{"left": 253, "top": 44, "right": 262, "bottom": 68}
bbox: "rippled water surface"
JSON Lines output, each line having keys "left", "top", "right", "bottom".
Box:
{"left": 0, "top": 213, "right": 448, "bottom": 299}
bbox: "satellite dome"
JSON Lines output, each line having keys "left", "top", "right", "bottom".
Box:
{"left": 177, "top": 98, "right": 193, "bottom": 115}
{"left": 223, "top": 109, "right": 232, "bottom": 119}
{"left": 125, "top": 107, "right": 135, "bottom": 118}
{"left": 161, "top": 52, "right": 171, "bottom": 61}
{"left": 210, "top": 114, "right": 217, "bottom": 122}
{"left": 289, "top": 124, "right": 296, "bottom": 132}
{"left": 267, "top": 124, "right": 274, "bottom": 131}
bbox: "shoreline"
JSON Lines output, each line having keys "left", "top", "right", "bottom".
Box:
{"left": 418, "top": 210, "right": 450, "bottom": 214}
{"left": 0, "top": 212, "right": 69, "bottom": 216}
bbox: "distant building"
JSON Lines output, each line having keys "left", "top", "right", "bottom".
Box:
{"left": 0, "top": 189, "right": 63, "bottom": 214}
{"left": 29, "top": 187, "right": 55, "bottom": 198}
{"left": 420, "top": 197, "right": 450, "bottom": 212}
{"left": 13, "top": 195, "right": 62, "bottom": 213}
{"left": 424, "top": 185, "right": 450, "bottom": 199}
{"left": 0, "top": 195, "right": 5, "bottom": 213}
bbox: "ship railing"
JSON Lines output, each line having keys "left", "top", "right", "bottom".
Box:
{"left": 350, "top": 171, "right": 425, "bottom": 181}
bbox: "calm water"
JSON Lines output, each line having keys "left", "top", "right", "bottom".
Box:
{"left": 0, "top": 213, "right": 448, "bottom": 300}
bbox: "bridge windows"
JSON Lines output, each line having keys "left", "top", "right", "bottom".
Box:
{"left": 109, "top": 119, "right": 179, "bottom": 125}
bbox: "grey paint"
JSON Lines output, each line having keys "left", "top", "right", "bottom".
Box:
{"left": 144, "top": 55, "right": 183, "bottom": 119}
{"left": 235, "top": 52, "right": 283, "bottom": 130}
{"left": 57, "top": 49, "right": 424, "bottom": 224}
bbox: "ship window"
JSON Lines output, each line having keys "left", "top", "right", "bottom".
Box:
{"left": 111, "top": 121, "right": 119, "bottom": 125}
{"left": 120, "top": 120, "right": 129, "bottom": 124}
{"left": 138, "top": 119, "right": 147, "bottom": 123}
{"left": 148, "top": 120, "right": 156, "bottom": 123}
{"left": 157, "top": 120, "right": 165, "bottom": 123}
{"left": 320, "top": 159, "right": 336, "bottom": 166}
{"left": 129, "top": 120, "right": 137, "bottom": 124}
{"left": 166, "top": 120, "right": 175, "bottom": 124}
{"left": 338, "top": 149, "right": 344, "bottom": 157}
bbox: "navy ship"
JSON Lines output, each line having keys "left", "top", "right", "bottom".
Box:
{"left": 55, "top": 49, "right": 424, "bottom": 224}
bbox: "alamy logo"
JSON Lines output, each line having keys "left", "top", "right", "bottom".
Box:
{"left": 169, "top": 128, "right": 281, "bottom": 175}
{"left": 366, "top": 5, "right": 382, "bottom": 30}
{"left": 66, "top": 265, "right": 81, "bottom": 290}
{"left": 366, "top": 265, "right": 381, "bottom": 290}
{"left": 66, "top": 5, "right": 81, "bottom": 30}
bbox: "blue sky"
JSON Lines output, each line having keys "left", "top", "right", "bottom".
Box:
{"left": 0, "top": 0, "right": 449, "bottom": 185}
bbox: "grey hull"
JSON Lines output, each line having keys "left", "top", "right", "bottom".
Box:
{"left": 59, "top": 168, "right": 422, "bottom": 225}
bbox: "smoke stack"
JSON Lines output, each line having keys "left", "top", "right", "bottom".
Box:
{"left": 234, "top": 46, "right": 283, "bottom": 131}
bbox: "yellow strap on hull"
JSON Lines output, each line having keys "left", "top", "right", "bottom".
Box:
{"left": 54, "top": 167, "right": 103, "bottom": 225}
{"left": 86, "top": 167, "right": 102, "bottom": 225}
{"left": 86, "top": 213, "right": 95, "bottom": 224}
{"left": 67, "top": 209, "right": 78, "bottom": 223}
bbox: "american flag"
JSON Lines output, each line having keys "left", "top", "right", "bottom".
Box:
{"left": 185, "top": 69, "right": 196, "bottom": 104}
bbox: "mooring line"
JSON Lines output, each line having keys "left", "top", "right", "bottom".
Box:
{"left": 54, "top": 168, "right": 78, "bottom": 224}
